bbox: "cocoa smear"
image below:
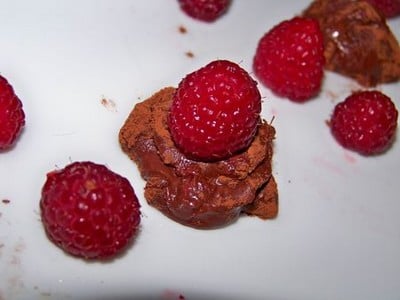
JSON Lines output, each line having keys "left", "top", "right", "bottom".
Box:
{"left": 303, "top": 0, "right": 400, "bottom": 87}
{"left": 119, "top": 87, "right": 278, "bottom": 229}
{"left": 101, "top": 98, "right": 117, "bottom": 112}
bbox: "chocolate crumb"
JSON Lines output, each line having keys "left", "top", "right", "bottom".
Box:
{"left": 185, "top": 51, "right": 194, "bottom": 58}
{"left": 2, "top": 199, "right": 10, "bottom": 204}
{"left": 178, "top": 25, "right": 187, "bottom": 34}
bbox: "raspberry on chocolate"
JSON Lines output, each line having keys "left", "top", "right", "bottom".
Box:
{"left": 329, "top": 90, "right": 398, "bottom": 155}
{"left": 0, "top": 75, "right": 25, "bottom": 150}
{"left": 168, "top": 60, "right": 261, "bottom": 162}
{"left": 119, "top": 87, "right": 278, "bottom": 229}
{"left": 40, "top": 161, "right": 141, "bottom": 260}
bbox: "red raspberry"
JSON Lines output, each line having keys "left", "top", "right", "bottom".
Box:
{"left": 168, "top": 60, "right": 261, "bottom": 161}
{"left": 253, "top": 17, "right": 324, "bottom": 102}
{"left": 0, "top": 75, "right": 25, "bottom": 150}
{"left": 366, "top": 0, "right": 400, "bottom": 18}
{"left": 177, "top": 0, "right": 231, "bottom": 22}
{"left": 330, "top": 91, "right": 398, "bottom": 155}
{"left": 40, "top": 161, "right": 141, "bottom": 260}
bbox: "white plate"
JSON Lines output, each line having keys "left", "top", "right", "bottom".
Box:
{"left": 1, "top": 1, "right": 399, "bottom": 299}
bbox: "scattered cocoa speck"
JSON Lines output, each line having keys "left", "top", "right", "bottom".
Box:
{"left": 179, "top": 295, "right": 186, "bottom": 300}
{"left": 2, "top": 199, "right": 10, "bottom": 204}
{"left": 185, "top": 51, "right": 194, "bottom": 58}
{"left": 101, "top": 97, "right": 117, "bottom": 112}
{"left": 178, "top": 25, "right": 187, "bottom": 34}
{"left": 325, "top": 119, "right": 331, "bottom": 127}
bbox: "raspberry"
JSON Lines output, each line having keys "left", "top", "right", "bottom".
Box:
{"left": 0, "top": 75, "right": 25, "bottom": 150}
{"left": 177, "top": 0, "right": 231, "bottom": 22}
{"left": 366, "top": 0, "right": 400, "bottom": 18}
{"left": 168, "top": 60, "right": 261, "bottom": 161}
{"left": 253, "top": 17, "right": 325, "bottom": 102}
{"left": 330, "top": 91, "right": 398, "bottom": 155}
{"left": 40, "top": 161, "right": 141, "bottom": 260}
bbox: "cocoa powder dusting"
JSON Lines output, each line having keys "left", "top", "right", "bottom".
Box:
{"left": 303, "top": 0, "right": 400, "bottom": 86}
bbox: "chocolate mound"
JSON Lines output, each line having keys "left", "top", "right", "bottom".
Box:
{"left": 303, "top": 0, "right": 400, "bottom": 87}
{"left": 119, "top": 87, "right": 278, "bottom": 229}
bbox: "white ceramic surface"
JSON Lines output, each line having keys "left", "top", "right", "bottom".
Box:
{"left": 1, "top": 1, "right": 399, "bottom": 299}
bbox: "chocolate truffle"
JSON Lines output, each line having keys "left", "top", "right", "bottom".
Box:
{"left": 119, "top": 87, "right": 278, "bottom": 229}
{"left": 303, "top": 0, "right": 400, "bottom": 86}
